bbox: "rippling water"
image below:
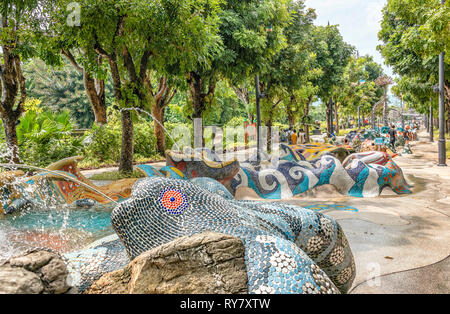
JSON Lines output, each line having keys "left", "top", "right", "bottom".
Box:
{"left": 0, "top": 204, "right": 115, "bottom": 263}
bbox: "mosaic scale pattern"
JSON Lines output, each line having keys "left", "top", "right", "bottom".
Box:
{"left": 104, "top": 177, "right": 356, "bottom": 294}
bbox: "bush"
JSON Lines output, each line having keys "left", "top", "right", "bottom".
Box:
{"left": 225, "top": 116, "right": 246, "bottom": 128}
{"left": 81, "top": 109, "right": 165, "bottom": 167}
{"left": 0, "top": 104, "right": 85, "bottom": 167}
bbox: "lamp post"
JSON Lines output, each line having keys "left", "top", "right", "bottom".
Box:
{"left": 438, "top": 0, "right": 447, "bottom": 166}
{"left": 429, "top": 104, "right": 434, "bottom": 142}
{"left": 254, "top": 24, "right": 272, "bottom": 163}
{"left": 255, "top": 74, "right": 262, "bottom": 163}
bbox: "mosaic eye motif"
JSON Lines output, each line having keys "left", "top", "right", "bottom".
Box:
{"left": 159, "top": 188, "right": 189, "bottom": 215}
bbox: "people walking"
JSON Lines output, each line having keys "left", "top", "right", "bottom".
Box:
{"left": 389, "top": 124, "right": 396, "bottom": 147}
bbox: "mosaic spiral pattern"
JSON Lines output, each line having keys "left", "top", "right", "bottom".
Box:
{"left": 231, "top": 152, "right": 411, "bottom": 199}
{"left": 159, "top": 188, "right": 189, "bottom": 215}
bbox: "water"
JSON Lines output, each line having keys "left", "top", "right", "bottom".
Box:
{"left": 0, "top": 163, "right": 119, "bottom": 205}
{"left": 0, "top": 107, "right": 175, "bottom": 262}
{"left": 0, "top": 162, "right": 120, "bottom": 263}
{"left": 0, "top": 203, "right": 115, "bottom": 263}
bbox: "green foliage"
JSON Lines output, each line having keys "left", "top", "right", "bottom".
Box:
{"left": 0, "top": 100, "right": 84, "bottom": 167}
{"left": 333, "top": 55, "right": 385, "bottom": 118}
{"left": 312, "top": 24, "right": 355, "bottom": 102}
{"left": 89, "top": 169, "right": 146, "bottom": 180}
{"left": 82, "top": 109, "right": 164, "bottom": 166}
{"left": 225, "top": 116, "right": 246, "bottom": 127}
{"left": 204, "top": 81, "right": 247, "bottom": 126}
{"left": 378, "top": 0, "right": 449, "bottom": 114}
{"left": 23, "top": 59, "right": 115, "bottom": 128}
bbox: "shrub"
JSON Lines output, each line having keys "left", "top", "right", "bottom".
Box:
{"left": 0, "top": 104, "right": 85, "bottom": 167}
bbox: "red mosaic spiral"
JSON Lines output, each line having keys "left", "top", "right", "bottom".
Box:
{"left": 159, "top": 188, "right": 188, "bottom": 215}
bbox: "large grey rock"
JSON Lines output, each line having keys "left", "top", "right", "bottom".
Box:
{"left": 85, "top": 232, "right": 248, "bottom": 294}
{"left": 0, "top": 250, "right": 70, "bottom": 294}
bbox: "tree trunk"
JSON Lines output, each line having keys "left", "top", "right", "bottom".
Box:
{"left": 334, "top": 103, "right": 340, "bottom": 135}
{"left": 287, "top": 95, "right": 295, "bottom": 128}
{"left": 303, "top": 96, "right": 312, "bottom": 143}
{"left": 119, "top": 108, "right": 134, "bottom": 173}
{"left": 187, "top": 72, "right": 217, "bottom": 146}
{"left": 2, "top": 116, "right": 20, "bottom": 163}
{"left": 62, "top": 50, "right": 107, "bottom": 125}
{"left": 84, "top": 71, "right": 107, "bottom": 125}
{"left": 0, "top": 47, "right": 26, "bottom": 164}
{"left": 147, "top": 75, "right": 177, "bottom": 155}
{"left": 266, "top": 119, "right": 272, "bottom": 153}
{"left": 326, "top": 98, "right": 333, "bottom": 136}
{"left": 152, "top": 103, "right": 166, "bottom": 155}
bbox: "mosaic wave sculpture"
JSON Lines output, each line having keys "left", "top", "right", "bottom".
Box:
{"left": 65, "top": 177, "right": 355, "bottom": 294}
{"left": 232, "top": 153, "right": 411, "bottom": 199}
{"left": 284, "top": 143, "right": 352, "bottom": 163}
{"left": 163, "top": 147, "right": 411, "bottom": 199}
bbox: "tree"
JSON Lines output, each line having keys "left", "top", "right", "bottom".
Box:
{"left": 0, "top": 0, "right": 39, "bottom": 163}
{"left": 333, "top": 55, "right": 384, "bottom": 131}
{"left": 313, "top": 24, "right": 354, "bottom": 136}
{"left": 48, "top": 0, "right": 222, "bottom": 173}
{"left": 23, "top": 58, "right": 115, "bottom": 128}
{"left": 60, "top": 49, "right": 108, "bottom": 125}
{"left": 271, "top": 1, "right": 318, "bottom": 130}
{"left": 185, "top": 0, "right": 290, "bottom": 140}
{"left": 147, "top": 74, "right": 178, "bottom": 155}
{"left": 378, "top": 0, "right": 450, "bottom": 132}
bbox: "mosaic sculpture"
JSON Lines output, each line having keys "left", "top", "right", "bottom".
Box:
{"left": 231, "top": 154, "right": 411, "bottom": 199}
{"left": 286, "top": 143, "right": 352, "bottom": 163}
{"left": 164, "top": 146, "right": 411, "bottom": 199}
{"left": 342, "top": 151, "right": 392, "bottom": 168}
{"left": 63, "top": 177, "right": 355, "bottom": 294}
{"left": 165, "top": 148, "right": 240, "bottom": 184}
{"left": 0, "top": 157, "right": 167, "bottom": 215}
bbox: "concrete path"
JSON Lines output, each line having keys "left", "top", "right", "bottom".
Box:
{"left": 313, "top": 130, "right": 449, "bottom": 294}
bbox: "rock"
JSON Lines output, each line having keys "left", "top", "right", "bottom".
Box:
{"left": 0, "top": 265, "right": 44, "bottom": 294}
{"left": 0, "top": 250, "right": 71, "bottom": 294}
{"left": 85, "top": 232, "right": 248, "bottom": 294}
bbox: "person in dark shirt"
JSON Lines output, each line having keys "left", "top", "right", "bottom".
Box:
{"left": 389, "top": 125, "right": 396, "bottom": 147}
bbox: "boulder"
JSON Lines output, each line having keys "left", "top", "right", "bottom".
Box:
{"left": 85, "top": 232, "right": 248, "bottom": 294}
{"left": 0, "top": 250, "right": 70, "bottom": 294}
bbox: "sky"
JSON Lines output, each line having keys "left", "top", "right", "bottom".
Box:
{"left": 304, "top": 0, "right": 393, "bottom": 77}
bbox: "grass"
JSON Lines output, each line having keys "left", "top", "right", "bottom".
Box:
{"left": 78, "top": 154, "right": 164, "bottom": 170}
{"left": 447, "top": 141, "right": 450, "bottom": 159}
{"left": 430, "top": 128, "right": 450, "bottom": 159}
{"left": 89, "top": 169, "right": 146, "bottom": 180}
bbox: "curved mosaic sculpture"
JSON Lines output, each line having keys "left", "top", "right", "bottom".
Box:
{"left": 342, "top": 151, "right": 392, "bottom": 168}
{"left": 0, "top": 157, "right": 167, "bottom": 215}
{"left": 231, "top": 154, "right": 411, "bottom": 199}
{"left": 165, "top": 148, "right": 240, "bottom": 184}
{"left": 111, "top": 177, "right": 355, "bottom": 294}
{"left": 284, "top": 143, "right": 352, "bottom": 163}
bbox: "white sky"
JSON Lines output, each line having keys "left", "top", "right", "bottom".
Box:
{"left": 304, "top": 0, "right": 394, "bottom": 77}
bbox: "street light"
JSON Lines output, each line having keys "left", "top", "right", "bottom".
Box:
{"left": 255, "top": 24, "right": 273, "bottom": 163}
{"left": 255, "top": 74, "right": 263, "bottom": 162}
{"left": 437, "top": 0, "right": 447, "bottom": 166}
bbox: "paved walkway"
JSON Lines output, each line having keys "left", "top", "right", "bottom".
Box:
{"left": 309, "top": 130, "right": 449, "bottom": 294}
